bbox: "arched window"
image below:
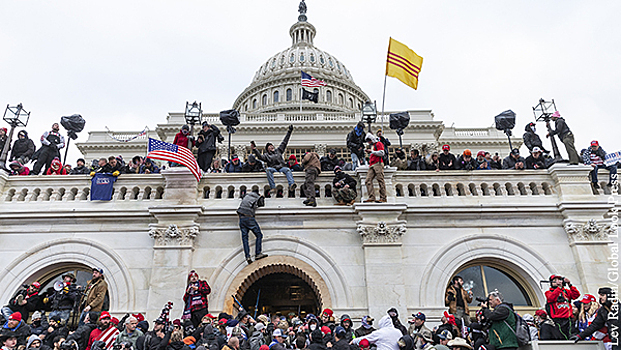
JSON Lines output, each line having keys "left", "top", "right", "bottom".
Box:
{"left": 338, "top": 93, "right": 344, "bottom": 105}
{"left": 286, "top": 89, "right": 293, "bottom": 101}
{"left": 326, "top": 91, "right": 332, "bottom": 103}
{"left": 451, "top": 263, "right": 534, "bottom": 307}
{"left": 252, "top": 99, "right": 257, "bottom": 109}
{"left": 244, "top": 104, "right": 248, "bottom": 112}
{"left": 348, "top": 98, "right": 353, "bottom": 108}
{"left": 262, "top": 94, "right": 267, "bottom": 106}
{"left": 273, "top": 91, "right": 279, "bottom": 103}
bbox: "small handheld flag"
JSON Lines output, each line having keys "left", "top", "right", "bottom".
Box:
{"left": 147, "top": 138, "right": 201, "bottom": 181}
{"left": 386, "top": 38, "right": 423, "bottom": 90}
{"left": 301, "top": 71, "right": 327, "bottom": 87}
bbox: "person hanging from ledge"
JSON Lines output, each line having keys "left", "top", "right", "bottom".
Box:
{"left": 250, "top": 125, "right": 296, "bottom": 197}
{"left": 363, "top": 133, "right": 387, "bottom": 203}
{"left": 236, "top": 188, "right": 268, "bottom": 265}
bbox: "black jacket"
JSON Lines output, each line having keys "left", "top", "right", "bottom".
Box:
{"left": 502, "top": 155, "right": 526, "bottom": 169}
{"left": 10, "top": 135, "right": 35, "bottom": 161}
{"left": 320, "top": 155, "right": 340, "bottom": 172}
{"left": 253, "top": 129, "right": 292, "bottom": 170}
{"left": 523, "top": 125, "right": 546, "bottom": 152}
{"left": 439, "top": 153, "right": 456, "bottom": 170}
{"left": 333, "top": 172, "right": 357, "bottom": 194}
{"left": 456, "top": 155, "right": 477, "bottom": 170}
{"left": 50, "top": 284, "right": 79, "bottom": 311}
{"left": 525, "top": 155, "right": 546, "bottom": 169}
{"left": 346, "top": 127, "right": 365, "bottom": 158}
{"left": 70, "top": 165, "right": 91, "bottom": 175}
{"left": 197, "top": 125, "right": 223, "bottom": 154}
{"left": 538, "top": 320, "right": 563, "bottom": 340}
{"left": 578, "top": 302, "right": 619, "bottom": 344}
{"left": 1, "top": 321, "right": 32, "bottom": 346}
{"left": 43, "top": 325, "right": 69, "bottom": 348}
{"left": 407, "top": 157, "right": 426, "bottom": 171}
{"left": 242, "top": 161, "right": 265, "bottom": 173}
{"left": 549, "top": 117, "right": 572, "bottom": 139}
{"left": 66, "top": 322, "right": 97, "bottom": 350}
{"left": 137, "top": 330, "right": 172, "bottom": 350}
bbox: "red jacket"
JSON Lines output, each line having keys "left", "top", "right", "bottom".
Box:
{"left": 173, "top": 132, "right": 193, "bottom": 149}
{"left": 545, "top": 285, "right": 580, "bottom": 318}
{"left": 183, "top": 280, "right": 211, "bottom": 312}
{"left": 369, "top": 141, "right": 385, "bottom": 166}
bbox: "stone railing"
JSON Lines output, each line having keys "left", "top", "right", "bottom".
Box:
{"left": 1, "top": 164, "right": 611, "bottom": 206}
{"left": 0, "top": 174, "right": 165, "bottom": 203}
{"left": 82, "top": 130, "right": 159, "bottom": 143}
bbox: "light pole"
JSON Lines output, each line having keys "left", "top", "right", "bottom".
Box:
{"left": 185, "top": 101, "right": 202, "bottom": 136}
{"left": 0, "top": 103, "right": 30, "bottom": 170}
{"left": 361, "top": 100, "right": 377, "bottom": 134}
{"left": 532, "top": 98, "right": 562, "bottom": 161}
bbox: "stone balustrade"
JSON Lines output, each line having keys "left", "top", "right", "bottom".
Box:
{"left": 1, "top": 164, "right": 613, "bottom": 205}
{"left": 0, "top": 173, "right": 165, "bottom": 203}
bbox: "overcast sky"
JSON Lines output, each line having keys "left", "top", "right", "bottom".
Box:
{"left": 1, "top": 0, "right": 619, "bottom": 164}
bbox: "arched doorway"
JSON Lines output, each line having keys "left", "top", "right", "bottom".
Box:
{"left": 234, "top": 263, "right": 324, "bottom": 316}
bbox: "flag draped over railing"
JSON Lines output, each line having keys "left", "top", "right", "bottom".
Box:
{"left": 386, "top": 37, "right": 423, "bottom": 90}
{"left": 147, "top": 138, "right": 201, "bottom": 181}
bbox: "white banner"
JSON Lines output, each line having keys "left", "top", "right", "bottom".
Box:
{"left": 605, "top": 151, "right": 621, "bottom": 167}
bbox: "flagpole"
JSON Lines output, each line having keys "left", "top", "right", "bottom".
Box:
{"left": 380, "top": 74, "right": 387, "bottom": 132}
{"left": 300, "top": 70, "right": 303, "bottom": 113}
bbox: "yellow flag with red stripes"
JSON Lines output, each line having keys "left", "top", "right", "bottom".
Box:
{"left": 386, "top": 38, "right": 423, "bottom": 90}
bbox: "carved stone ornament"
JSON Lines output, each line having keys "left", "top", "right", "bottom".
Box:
{"left": 149, "top": 224, "right": 199, "bottom": 246}
{"left": 357, "top": 221, "right": 406, "bottom": 245}
{"left": 314, "top": 144, "right": 327, "bottom": 157}
{"left": 564, "top": 219, "right": 607, "bottom": 242}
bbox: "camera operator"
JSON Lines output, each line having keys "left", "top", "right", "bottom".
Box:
{"left": 544, "top": 274, "right": 580, "bottom": 339}
{"left": 136, "top": 317, "right": 172, "bottom": 350}
{"left": 479, "top": 291, "right": 518, "bottom": 350}
{"left": 445, "top": 276, "right": 473, "bottom": 326}
{"left": 114, "top": 317, "right": 143, "bottom": 349}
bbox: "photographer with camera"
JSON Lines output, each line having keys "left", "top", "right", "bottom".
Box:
{"left": 544, "top": 274, "right": 580, "bottom": 339}
{"left": 114, "top": 317, "right": 143, "bottom": 349}
{"left": 444, "top": 276, "right": 473, "bottom": 327}
{"left": 479, "top": 291, "right": 518, "bottom": 350}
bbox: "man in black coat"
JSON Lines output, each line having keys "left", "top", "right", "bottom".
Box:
{"left": 251, "top": 125, "right": 296, "bottom": 194}
{"left": 70, "top": 159, "right": 91, "bottom": 175}
{"left": 320, "top": 149, "right": 340, "bottom": 172}
{"left": 10, "top": 130, "right": 36, "bottom": 164}
{"left": 2, "top": 282, "right": 42, "bottom": 322}
{"left": 66, "top": 312, "right": 98, "bottom": 350}
{"left": 522, "top": 122, "right": 549, "bottom": 153}
{"left": 32, "top": 123, "right": 65, "bottom": 175}
{"left": 241, "top": 155, "right": 264, "bottom": 173}
{"left": 407, "top": 150, "right": 426, "bottom": 171}
{"left": 439, "top": 145, "right": 456, "bottom": 170}
{"left": 136, "top": 317, "right": 172, "bottom": 350}
{"left": 46, "top": 273, "right": 79, "bottom": 324}
{"left": 503, "top": 149, "right": 526, "bottom": 170}
{"left": 43, "top": 315, "right": 69, "bottom": 348}
{"left": 546, "top": 111, "right": 580, "bottom": 164}
{"left": 332, "top": 167, "right": 357, "bottom": 205}
{"left": 346, "top": 122, "right": 366, "bottom": 170}
{"left": 525, "top": 147, "right": 547, "bottom": 170}
{"left": 196, "top": 122, "right": 223, "bottom": 172}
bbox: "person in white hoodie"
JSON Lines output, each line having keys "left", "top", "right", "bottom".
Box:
{"left": 352, "top": 316, "right": 401, "bottom": 350}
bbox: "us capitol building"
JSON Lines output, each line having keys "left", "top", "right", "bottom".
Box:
{"left": 0, "top": 2, "right": 616, "bottom": 324}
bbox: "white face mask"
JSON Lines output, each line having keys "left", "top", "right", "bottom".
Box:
{"left": 310, "top": 324, "right": 317, "bottom": 331}
{"left": 532, "top": 126, "right": 536, "bottom": 133}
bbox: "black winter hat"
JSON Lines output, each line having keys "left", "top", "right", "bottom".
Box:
{"left": 265, "top": 142, "right": 273, "bottom": 150}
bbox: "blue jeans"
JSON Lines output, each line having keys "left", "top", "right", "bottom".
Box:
{"left": 239, "top": 216, "right": 263, "bottom": 258}
{"left": 591, "top": 164, "right": 617, "bottom": 184}
{"left": 49, "top": 310, "right": 72, "bottom": 324}
{"left": 351, "top": 153, "right": 365, "bottom": 170}
{"left": 266, "top": 167, "right": 294, "bottom": 189}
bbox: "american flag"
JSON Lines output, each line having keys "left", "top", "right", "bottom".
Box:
{"left": 301, "top": 71, "right": 327, "bottom": 87}
{"left": 147, "top": 138, "right": 201, "bottom": 181}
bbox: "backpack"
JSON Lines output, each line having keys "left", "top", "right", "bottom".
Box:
{"left": 503, "top": 310, "right": 531, "bottom": 346}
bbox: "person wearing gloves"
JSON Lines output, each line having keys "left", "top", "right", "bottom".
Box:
{"left": 352, "top": 315, "right": 402, "bottom": 350}
{"left": 32, "top": 123, "right": 65, "bottom": 175}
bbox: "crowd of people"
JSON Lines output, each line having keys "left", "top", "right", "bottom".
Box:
{"left": 1, "top": 269, "right": 618, "bottom": 350}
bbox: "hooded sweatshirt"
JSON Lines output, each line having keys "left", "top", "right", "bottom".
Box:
{"left": 353, "top": 316, "right": 401, "bottom": 350}
{"left": 46, "top": 158, "right": 67, "bottom": 175}
{"left": 10, "top": 130, "right": 35, "bottom": 161}
{"left": 9, "top": 161, "right": 30, "bottom": 176}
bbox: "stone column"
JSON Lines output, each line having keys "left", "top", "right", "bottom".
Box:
{"left": 550, "top": 164, "right": 616, "bottom": 294}
{"left": 146, "top": 168, "right": 202, "bottom": 320}
{"left": 355, "top": 203, "right": 408, "bottom": 318}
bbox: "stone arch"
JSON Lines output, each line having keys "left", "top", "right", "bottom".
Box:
{"left": 210, "top": 235, "right": 350, "bottom": 313}
{"left": 419, "top": 234, "right": 553, "bottom": 308}
{"left": 0, "top": 238, "right": 135, "bottom": 312}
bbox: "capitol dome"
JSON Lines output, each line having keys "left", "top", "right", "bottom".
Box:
{"left": 233, "top": 4, "right": 370, "bottom": 114}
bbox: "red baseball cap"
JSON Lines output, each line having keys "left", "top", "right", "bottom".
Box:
{"left": 535, "top": 309, "right": 547, "bottom": 318}
{"left": 477, "top": 151, "right": 486, "bottom": 157}
{"left": 581, "top": 294, "right": 596, "bottom": 304}
{"left": 322, "top": 309, "right": 333, "bottom": 317}
{"left": 31, "top": 282, "right": 41, "bottom": 289}
{"left": 591, "top": 140, "right": 599, "bottom": 146}
{"left": 442, "top": 144, "right": 450, "bottom": 151}
{"left": 99, "top": 311, "right": 111, "bottom": 320}
{"left": 359, "top": 339, "right": 370, "bottom": 348}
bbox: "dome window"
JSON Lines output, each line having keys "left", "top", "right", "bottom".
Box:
{"left": 348, "top": 98, "right": 353, "bottom": 108}
{"left": 244, "top": 104, "right": 248, "bottom": 112}
{"left": 329, "top": 59, "right": 334, "bottom": 68}
{"left": 286, "top": 88, "right": 293, "bottom": 102}
{"left": 252, "top": 99, "right": 257, "bottom": 109}
{"left": 300, "top": 52, "right": 305, "bottom": 62}
{"left": 273, "top": 91, "right": 279, "bottom": 103}
{"left": 310, "top": 54, "right": 315, "bottom": 63}
{"left": 262, "top": 94, "right": 268, "bottom": 106}
{"left": 290, "top": 54, "right": 295, "bottom": 63}
{"left": 337, "top": 62, "right": 341, "bottom": 71}
{"left": 326, "top": 90, "right": 332, "bottom": 103}
{"left": 319, "top": 56, "right": 325, "bottom": 64}
{"left": 280, "top": 56, "right": 285, "bottom": 65}
{"left": 338, "top": 93, "right": 343, "bottom": 105}
{"left": 271, "top": 59, "right": 276, "bottom": 68}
